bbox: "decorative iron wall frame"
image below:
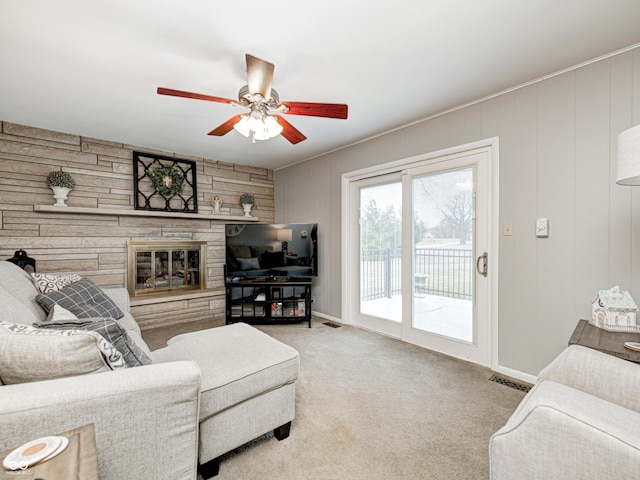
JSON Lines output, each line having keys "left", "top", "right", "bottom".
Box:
{"left": 133, "top": 151, "right": 198, "bottom": 213}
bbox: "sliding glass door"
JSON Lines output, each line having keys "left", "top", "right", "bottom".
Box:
{"left": 347, "top": 147, "right": 491, "bottom": 365}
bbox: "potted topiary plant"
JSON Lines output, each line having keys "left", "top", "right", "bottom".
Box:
{"left": 240, "top": 193, "right": 254, "bottom": 217}
{"left": 46, "top": 170, "right": 75, "bottom": 207}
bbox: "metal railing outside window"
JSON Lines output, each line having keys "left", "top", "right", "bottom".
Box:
{"left": 360, "top": 247, "right": 472, "bottom": 301}
{"left": 360, "top": 248, "right": 402, "bottom": 300}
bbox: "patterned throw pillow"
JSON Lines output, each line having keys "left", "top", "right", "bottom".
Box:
{"left": 36, "top": 278, "right": 124, "bottom": 320}
{"left": 0, "top": 321, "right": 126, "bottom": 384}
{"left": 35, "top": 318, "right": 153, "bottom": 367}
{"left": 31, "top": 272, "right": 83, "bottom": 294}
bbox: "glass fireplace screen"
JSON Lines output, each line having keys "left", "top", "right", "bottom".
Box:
{"left": 127, "top": 241, "right": 207, "bottom": 296}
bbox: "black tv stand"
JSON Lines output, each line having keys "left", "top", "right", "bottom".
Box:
{"left": 225, "top": 275, "right": 312, "bottom": 327}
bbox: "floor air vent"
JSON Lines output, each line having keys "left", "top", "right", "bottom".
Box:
{"left": 489, "top": 375, "right": 531, "bottom": 393}
{"left": 323, "top": 322, "right": 342, "bottom": 328}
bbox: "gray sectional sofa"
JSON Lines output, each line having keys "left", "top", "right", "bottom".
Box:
{"left": 0, "top": 261, "right": 299, "bottom": 479}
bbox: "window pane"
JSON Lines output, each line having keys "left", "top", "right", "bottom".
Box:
{"left": 359, "top": 181, "right": 402, "bottom": 323}
{"left": 412, "top": 168, "right": 474, "bottom": 342}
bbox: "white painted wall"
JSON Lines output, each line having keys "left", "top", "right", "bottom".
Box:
{"left": 275, "top": 47, "right": 640, "bottom": 377}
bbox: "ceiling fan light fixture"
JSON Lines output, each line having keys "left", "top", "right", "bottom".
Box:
{"left": 264, "top": 115, "right": 283, "bottom": 136}
{"left": 233, "top": 110, "right": 283, "bottom": 142}
{"left": 232, "top": 115, "right": 251, "bottom": 138}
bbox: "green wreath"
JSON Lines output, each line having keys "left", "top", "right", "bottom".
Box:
{"left": 149, "top": 165, "right": 185, "bottom": 198}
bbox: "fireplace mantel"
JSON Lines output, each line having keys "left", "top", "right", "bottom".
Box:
{"left": 34, "top": 205, "right": 259, "bottom": 221}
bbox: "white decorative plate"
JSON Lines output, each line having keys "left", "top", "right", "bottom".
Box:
{"left": 40, "top": 436, "right": 69, "bottom": 463}
{"left": 2, "top": 436, "right": 65, "bottom": 471}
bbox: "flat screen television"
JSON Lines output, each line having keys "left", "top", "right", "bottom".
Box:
{"left": 225, "top": 223, "right": 318, "bottom": 277}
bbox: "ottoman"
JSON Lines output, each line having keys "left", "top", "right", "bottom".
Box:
{"left": 150, "top": 322, "right": 300, "bottom": 478}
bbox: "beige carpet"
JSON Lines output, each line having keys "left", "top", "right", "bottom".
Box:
{"left": 142, "top": 319, "right": 525, "bottom": 480}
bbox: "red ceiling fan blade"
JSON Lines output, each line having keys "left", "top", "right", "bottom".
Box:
{"left": 280, "top": 101, "right": 348, "bottom": 119}
{"left": 246, "top": 54, "right": 274, "bottom": 99}
{"left": 207, "top": 114, "right": 243, "bottom": 136}
{"left": 274, "top": 115, "right": 307, "bottom": 144}
{"left": 157, "top": 87, "right": 235, "bottom": 104}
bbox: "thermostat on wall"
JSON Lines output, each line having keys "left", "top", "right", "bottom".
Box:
{"left": 536, "top": 218, "right": 549, "bottom": 237}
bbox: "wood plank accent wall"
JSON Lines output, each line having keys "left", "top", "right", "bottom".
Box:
{"left": 0, "top": 121, "right": 274, "bottom": 329}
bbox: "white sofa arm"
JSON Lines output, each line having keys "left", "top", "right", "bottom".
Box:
{"left": 102, "top": 287, "right": 131, "bottom": 313}
{"left": 0, "top": 361, "right": 201, "bottom": 480}
{"left": 490, "top": 380, "right": 640, "bottom": 480}
{"left": 538, "top": 345, "right": 640, "bottom": 413}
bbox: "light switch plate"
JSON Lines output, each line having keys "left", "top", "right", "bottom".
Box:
{"left": 503, "top": 221, "right": 513, "bottom": 236}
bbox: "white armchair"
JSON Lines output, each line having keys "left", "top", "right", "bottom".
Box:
{"left": 490, "top": 345, "right": 640, "bottom": 479}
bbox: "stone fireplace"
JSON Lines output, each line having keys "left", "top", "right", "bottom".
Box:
{"left": 0, "top": 121, "right": 274, "bottom": 328}
{"left": 127, "top": 240, "right": 207, "bottom": 297}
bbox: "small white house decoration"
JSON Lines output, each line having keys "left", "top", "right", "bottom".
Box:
{"left": 591, "top": 286, "right": 639, "bottom": 332}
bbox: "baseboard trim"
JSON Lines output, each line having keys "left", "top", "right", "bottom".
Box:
{"left": 494, "top": 364, "right": 537, "bottom": 385}
{"left": 311, "top": 311, "right": 344, "bottom": 324}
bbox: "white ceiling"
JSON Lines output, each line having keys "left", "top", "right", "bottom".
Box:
{"left": 2, "top": 1, "right": 640, "bottom": 170}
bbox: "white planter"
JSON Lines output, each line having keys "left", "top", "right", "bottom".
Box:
{"left": 242, "top": 203, "right": 253, "bottom": 217}
{"left": 51, "top": 186, "right": 71, "bottom": 207}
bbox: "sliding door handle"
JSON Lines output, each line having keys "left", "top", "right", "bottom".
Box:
{"left": 476, "top": 252, "right": 488, "bottom": 277}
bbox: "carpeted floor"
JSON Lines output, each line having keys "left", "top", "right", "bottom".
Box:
{"left": 142, "top": 318, "right": 525, "bottom": 480}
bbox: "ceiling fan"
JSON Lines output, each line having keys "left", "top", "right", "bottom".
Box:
{"left": 157, "top": 54, "right": 348, "bottom": 144}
